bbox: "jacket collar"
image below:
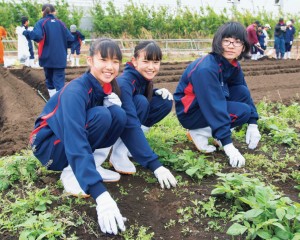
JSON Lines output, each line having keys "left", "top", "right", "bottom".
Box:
{"left": 123, "top": 62, "right": 151, "bottom": 85}
{"left": 85, "top": 71, "right": 112, "bottom": 99}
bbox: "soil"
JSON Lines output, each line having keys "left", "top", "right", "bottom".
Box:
{"left": 1, "top": 58, "right": 300, "bottom": 239}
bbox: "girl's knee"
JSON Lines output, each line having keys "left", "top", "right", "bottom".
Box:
{"left": 88, "top": 106, "right": 112, "bottom": 128}
{"left": 109, "top": 105, "right": 127, "bottom": 125}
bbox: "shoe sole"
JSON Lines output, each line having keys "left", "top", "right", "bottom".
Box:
{"left": 64, "top": 192, "right": 90, "bottom": 198}
{"left": 186, "top": 132, "right": 215, "bottom": 154}
{"left": 103, "top": 178, "right": 121, "bottom": 183}
{"left": 109, "top": 161, "right": 136, "bottom": 175}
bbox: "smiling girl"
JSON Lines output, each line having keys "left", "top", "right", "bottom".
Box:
{"left": 174, "top": 21, "right": 261, "bottom": 168}
{"left": 106, "top": 41, "right": 177, "bottom": 190}
{"left": 29, "top": 38, "right": 129, "bottom": 235}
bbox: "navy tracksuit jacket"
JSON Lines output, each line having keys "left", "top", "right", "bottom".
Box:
{"left": 23, "top": 14, "right": 74, "bottom": 90}
{"left": 117, "top": 62, "right": 173, "bottom": 172}
{"left": 30, "top": 72, "right": 127, "bottom": 199}
{"left": 174, "top": 53, "right": 258, "bottom": 146}
{"left": 70, "top": 30, "right": 85, "bottom": 55}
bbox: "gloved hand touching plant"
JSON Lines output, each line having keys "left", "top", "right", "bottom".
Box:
{"left": 154, "top": 166, "right": 177, "bottom": 189}
{"left": 224, "top": 143, "right": 245, "bottom": 168}
{"left": 96, "top": 191, "right": 126, "bottom": 235}
{"left": 245, "top": 124, "right": 261, "bottom": 149}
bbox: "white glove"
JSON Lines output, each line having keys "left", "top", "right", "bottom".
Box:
{"left": 290, "top": 41, "right": 293, "bottom": 45}
{"left": 224, "top": 143, "right": 245, "bottom": 168}
{"left": 255, "top": 43, "right": 261, "bottom": 47}
{"left": 245, "top": 124, "right": 261, "bottom": 149}
{"left": 280, "top": 26, "right": 286, "bottom": 31}
{"left": 154, "top": 166, "right": 177, "bottom": 189}
{"left": 82, "top": 40, "right": 86, "bottom": 45}
{"left": 155, "top": 88, "right": 173, "bottom": 100}
{"left": 96, "top": 191, "right": 126, "bottom": 235}
{"left": 103, "top": 92, "right": 122, "bottom": 107}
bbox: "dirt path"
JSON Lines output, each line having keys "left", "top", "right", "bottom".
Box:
{"left": 0, "top": 67, "right": 45, "bottom": 156}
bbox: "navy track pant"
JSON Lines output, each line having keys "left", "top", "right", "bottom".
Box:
{"left": 44, "top": 67, "right": 65, "bottom": 91}
{"left": 33, "top": 105, "right": 126, "bottom": 171}
{"left": 179, "top": 85, "right": 252, "bottom": 130}
{"left": 133, "top": 94, "right": 173, "bottom": 127}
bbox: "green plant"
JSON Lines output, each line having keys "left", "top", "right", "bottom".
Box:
{"left": 212, "top": 173, "right": 300, "bottom": 239}
{"left": 0, "top": 151, "right": 40, "bottom": 191}
{"left": 164, "top": 219, "right": 176, "bottom": 229}
{"left": 121, "top": 223, "right": 154, "bottom": 240}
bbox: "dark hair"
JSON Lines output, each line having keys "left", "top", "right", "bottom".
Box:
{"left": 89, "top": 38, "right": 122, "bottom": 96}
{"left": 212, "top": 21, "right": 250, "bottom": 60}
{"left": 21, "top": 16, "right": 28, "bottom": 25}
{"left": 89, "top": 38, "right": 122, "bottom": 61}
{"left": 42, "top": 4, "right": 55, "bottom": 17}
{"left": 133, "top": 41, "right": 162, "bottom": 101}
{"left": 254, "top": 20, "right": 260, "bottom": 25}
{"left": 134, "top": 41, "right": 162, "bottom": 61}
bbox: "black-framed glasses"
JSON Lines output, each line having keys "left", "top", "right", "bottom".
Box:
{"left": 222, "top": 39, "right": 244, "bottom": 47}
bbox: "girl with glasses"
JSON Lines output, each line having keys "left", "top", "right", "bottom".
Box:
{"left": 174, "top": 21, "right": 261, "bottom": 168}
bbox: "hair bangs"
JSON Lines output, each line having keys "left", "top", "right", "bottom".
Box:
{"left": 143, "top": 43, "right": 162, "bottom": 61}
{"left": 222, "top": 23, "right": 245, "bottom": 41}
{"left": 99, "top": 40, "right": 122, "bottom": 61}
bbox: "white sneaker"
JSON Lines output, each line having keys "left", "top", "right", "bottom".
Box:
{"left": 96, "top": 165, "right": 121, "bottom": 182}
{"left": 187, "top": 127, "right": 216, "bottom": 153}
{"left": 109, "top": 138, "right": 136, "bottom": 174}
{"left": 93, "top": 148, "right": 121, "bottom": 182}
{"left": 75, "top": 58, "right": 80, "bottom": 67}
{"left": 60, "top": 165, "right": 90, "bottom": 198}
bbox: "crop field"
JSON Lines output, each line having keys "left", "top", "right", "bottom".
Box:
{"left": 0, "top": 58, "right": 300, "bottom": 239}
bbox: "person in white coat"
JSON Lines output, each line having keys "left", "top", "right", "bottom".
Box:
{"left": 16, "top": 16, "right": 37, "bottom": 67}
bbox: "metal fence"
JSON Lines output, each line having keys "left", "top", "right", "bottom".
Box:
{"left": 3, "top": 38, "right": 300, "bottom": 56}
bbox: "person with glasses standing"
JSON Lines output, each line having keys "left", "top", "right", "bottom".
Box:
{"left": 174, "top": 21, "right": 261, "bottom": 168}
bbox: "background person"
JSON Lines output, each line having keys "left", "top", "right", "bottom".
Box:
{"left": 69, "top": 24, "right": 85, "bottom": 67}
{"left": 16, "top": 16, "right": 37, "bottom": 67}
{"left": 257, "top": 29, "right": 266, "bottom": 58}
{"left": 246, "top": 20, "right": 260, "bottom": 60}
{"left": 23, "top": 3, "right": 74, "bottom": 98}
{"left": 274, "top": 18, "right": 286, "bottom": 60}
{"left": 0, "top": 25, "right": 7, "bottom": 66}
{"left": 174, "top": 21, "right": 261, "bottom": 168}
{"left": 284, "top": 20, "right": 295, "bottom": 59}
{"left": 262, "top": 23, "right": 271, "bottom": 48}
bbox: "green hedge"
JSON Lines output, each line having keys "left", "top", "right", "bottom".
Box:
{"left": 1, "top": 0, "right": 299, "bottom": 39}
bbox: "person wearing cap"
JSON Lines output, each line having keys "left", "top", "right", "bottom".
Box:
{"left": 16, "top": 16, "right": 37, "bottom": 67}
{"left": 262, "top": 24, "right": 271, "bottom": 47}
{"left": 69, "top": 24, "right": 85, "bottom": 67}
{"left": 246, "top": 20, "right": 260, "bottom": 60}
{"left": 284, "top": 20, "right": 295, "bottom": 59}
{"left": 274, "top": 18, "right": 286, "bottom": 60}
{"left": 0, "top": 25, "right": 7, "bottom": 66}
{"left": 23, "top": 3, "right": 74, "bottom": 98}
